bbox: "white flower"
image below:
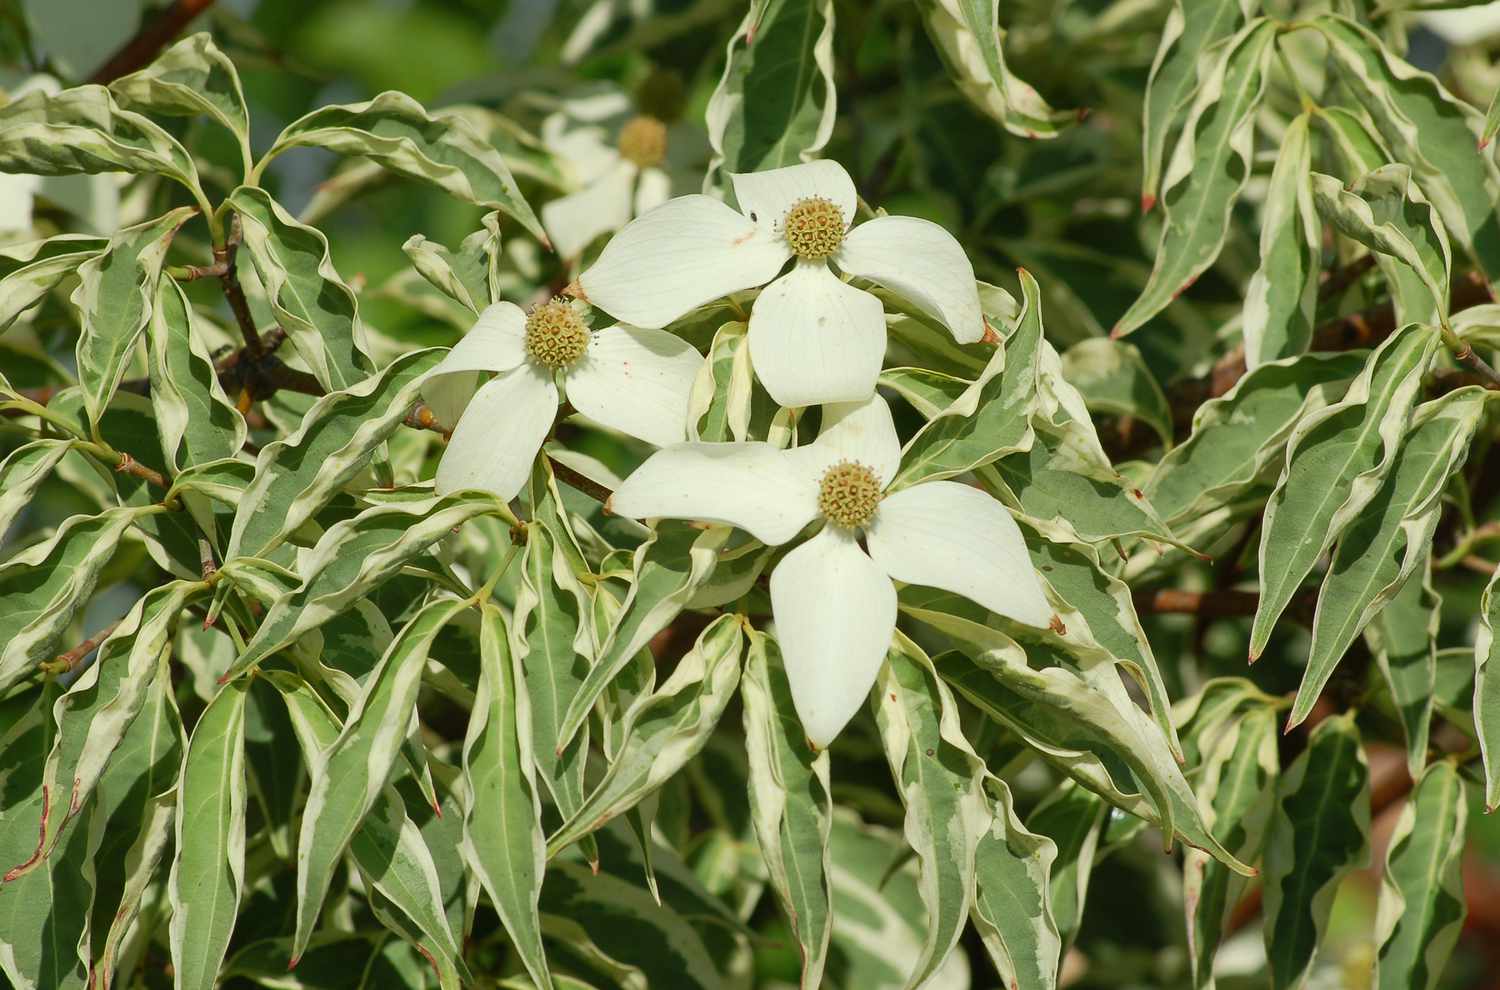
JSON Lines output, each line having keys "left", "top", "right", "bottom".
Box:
{"left": 609, "top": 394, "right": 1053, "bottom": 747}
{"left": 426, "top": 299, "right": 702, "bottom": 501}
{"left": 540, "top": 91, "right": 678, "bottom": 260}
{"left": 577, "top": 159, "right": 987, "bottom": 409}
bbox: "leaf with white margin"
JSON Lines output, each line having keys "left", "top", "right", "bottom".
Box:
{"left": 1367, "top": 567, "right": 1441, "bottom": 779}
{"left": 1473, "top": 564, "right": 1500, "bottom": 810}
{"left": 917, "top": 0, "right": 1073, "bottom": 139}
{"left": 226, "top": 493, "right": 504, "bottom": 681}
{"left": 149, "top": 276, "right": 246, "bottom": 471}
{"left": 1251, "top": 324, "right": 1437, "bottom": 660}
{"left": 742, "top": 628, "right": 833, "bottom": 989}
{"left": 0, "top": 235, "right": 107, "bottom": 333}
{"left": 1141, "top": 0, "right": 1253, "bottom": 207}
{"left": 402, "top": 224, "right": 497, "bottom": 316}
{"left": 1113, "top": 18, "right": 1275, "bottom": 338}
{"left": 972, "top": 775, "right": 1061, "bottom": 990}
{"left": 1060, "top": 337, "right": 1174, "bottom": 448}
{"left": 1310, "top": 167, "right": 1451, "bottom": 326}
{"left": 555, "top": 522, "right": 726, "bottom": 751}
{"left": 548, "top": 613, "right": 742, "bottom": 856}
{"left": 108, "top": 32, "right": 251, "bottom": 169}
{"left": 1262, "top": 713, "right": 1370, "bottom": 990}
{"left": 1184, "top": 706, "right": 1278, "bottom": 990}
{"left": 1243, "top": 112, "right": 1319, "bottom": 368}
{"left": 1297, "top": 388, "right": 1485, "bottom": 731}
{"left": 260, "top": 91, "right": 544, "bottom": 242}
{"left": 894, "top": 267, "right": 1043, "bottom": 488}
{"left": 290, "top": 597, "right": 469, "bottom": 964}
{"left": 686, "top": 321, "right": 753, "bottom": 443}
{"left": 0, "top": 84, "right": 200, "bottom": 191}
{"left": 1147, "top": 352, "right": 1365, "bottom": 525}
{"left": 6, "top": 580, "right": 200, "bottom": 881}
{"left": 1373, "top": 760, "right": 1468, "bottom": 990}
{"left": 0, "top": 439, "right": 75, "bottom": 535}
{"left": 872, "top": 633, "right": 990, "bottom": 990}
{"left": 168, "top": 679, "right": 250, "bottom": 990}
{"left": 226, "top": 186, "right": 375, "bottom": 392}
{"left": 705, "top": 0, "right": 836, "bottom": 180}
{"left": 0, "top": 505, "right": 160, "bottom": 692}
{"left": 1316, "top": 14, "right": 1500, "bottom": 287}
{"left": 226, "top": 347, "right": 442, "bottom": 560}
{"left": 1025, "top": 781, "right": 1106, "bottom": 952}
{"left": 460, "top": 604, "right": 553, "bottom": 990}
{"left": 73, "top": 207, "right": 194, "bottom": 427}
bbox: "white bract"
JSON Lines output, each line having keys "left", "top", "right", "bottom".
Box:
{"left": 540, "top": 90, "right": 677, "bottom": 260}
{"left": 578, "top": 159, "right": 988, "bottom": 408}
{"left": 426, "top": 299, "right": 701, "bottom": 501}
{"left": 610, "top": 394, "right": 1053, "bottom": 747}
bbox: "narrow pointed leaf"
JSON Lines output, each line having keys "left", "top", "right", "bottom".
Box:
{"left": 0, "top": 235, "right": 107, "bottom": 333}
{"left": 149, "top": 277, "right": 246, "bottom": 470}
{"left": 108, "top": 32, "right": 250, "bottom": 157}
{"left": 971, "top": 776, "right": 1060, "bottom": 990}
{"left": 1244, "top": 112, "right": 1318, "bottom": 367}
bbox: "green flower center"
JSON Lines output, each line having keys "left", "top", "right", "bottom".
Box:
{"left": 817, "top": 461, "right": 882, "bottom": 529}
{"left": 525, "top": 298, "right": 590, "bottom": 370}
{"left": 617, "top": 116, "right": 668, "bottom": 169}
{"left": 782, "top": 196, "right": 845, "bottom": 262}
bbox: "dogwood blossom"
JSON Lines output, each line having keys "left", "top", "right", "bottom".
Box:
{"left": 609, "top": 394, "right": 1053, "bottom": 746}
{"left": 577, "top": 159, "right": 988, "bottom": 408}
{"left": 426, "top": 299, "right": 701, "bottom": 501}
{"left": 539, "top": 89, "right": 687, "bottom": 260}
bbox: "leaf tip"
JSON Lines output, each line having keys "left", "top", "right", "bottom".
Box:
{"left": 1140, "top": 193, "right": 1156, "bottom": 214}
{"left": 287, "top": 955, "right": 300, "bottom": 971}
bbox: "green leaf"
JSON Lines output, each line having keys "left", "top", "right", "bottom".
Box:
{"left": 108, "top": 32, "right": 251, "bottom": 170}
{"left": 1184, "top": 706, "right": 1278, "bottom": 990}
{"left": 894, "top": 268, "right": 1042, "bottom": 488}
{"left": 1473, "top": 564, "right": 1500, "bottom": 810}
{"left": 705, "top": 0, "right": 836, "bottom": 178}
{"left": 1262, "top": 713, "right": 1371, "bottom": 990}
{"left": 1297, "top": 389, "right": 1485, "bottom": 728}
{"left": 150, "top": 277, "right": 247, "bottom": 471}
{"left": 512, "top": 519, "right": 592, "bottom": 831}
{"left": 741, "top": 629, "right": 832, "bottom": 989}
{"left": 73, "top": 208, "right": 195, "bottom": 427}
{"left": 1059, "top": 337, "right": 1174, "bottom": 449}
{"left": 7, "top": 581, "right": 199, "bottom": 880}
{"left": 0, "top": 439, "right": 75, "bottom": 534}
{"left": 1373, "top": 760, "right": 1468, "bottom": 990}
{"left": 459, "top": 604, "right": 553, "bottom": 990}
{"left": 225, "top": 186, "right": 376, "bottom": 392}
{"left": 1025, "top": 783, "right": 1105, "bottom": 951}
{"left": 971, "top": 776, "right": 1060, "bottom": 990}
{"left": 1244, "top": 112, "right": 1318, "bottom": 368}
{"left": 1113, "top": 19, "right": 1275, "bottom": 338}
{"left": 291, "top": 597, "right": 467, "bottom": 962}
{"left": 89, "top": 647, "right": 183, "bottom": 986}
{"left": 548, "top": 613, "right": 743, "bottom": 856}
{"left": 1140, "top": 0, "right": 1251, "bottom": 207}
{"left": 0, "top": 235, "right": 107, "bottom": 333}
{"left": 911, "top": 608, "right": 1252, "bottom": 874}
{"left": 917, "top": 0, "right": 1072, "bottom": 139}
{"left": 227, "top": 492, "right": 501, "bottom": 681}
{"left": 0, "top": 505, "right": 157, "bottom": 692}
{"left": 261, "top": 91, "right": 544, "bottom": 243}
{"left": 1316, "top": 14, "right": 1500, "bottom": 286}
{"left": 0, "top": 685, "right": 96, "bottom": 990}
{"left": 401, "top": 226, "right": 494, "bottom": 316}
{"left": 168, "top": 679, "right": 250, "bottom": 990}
{"left": 1310, "top": 166, "right": 1451, "bottom": 326}
{"left": 0, "top": 84, "right": 200, "bottom": 192}
{"left": 686, "top": 321, "right": 752, "bottom": 443}
{"left": 225, "top": 347, "right": 441, "bottom": 560}
{"left": 1146, "top": 352, "right": 1365, "bottom": 525}
{"left": 1251, "top": 324, "right": 1438, "bottom": 659}
{"left": 1484, "top": 86, "right": 1500, "bottom": 152}
{"left": 555, "top": 522, "right": 726, "bottom": 752}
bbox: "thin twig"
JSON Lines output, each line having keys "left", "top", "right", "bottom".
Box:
{"left": 549, "top": 459, "right": 614, "bottom": 505}
{"left": 1132, "top": 588, "right": 1261, "bottom": 618}
{"left": 87, "top": 0, "right": 216, "bottom": 84}
{"left": 404, "top": 403, "right": 451, "bottom": 437}
{"left": 115, "top": 451, "right": 169, "bottom": 490}
{"left": 215, "top": 214, "right": 263, "bottom": 356}
{"left": 39, "top": 620, "right": 122, "bottom": 675}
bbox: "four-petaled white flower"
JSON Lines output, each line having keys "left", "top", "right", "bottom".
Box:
{"left": 610, "top": 394, "right": 1053, "bottom": 747}
{"left": 426, "top": 299, "right": 701, "bottom": 502}
{"left": 578, "top": 159, "right": 988, "bottom": 408}
{"left": 540, "top": 89, "right": 681, "bottom": 260}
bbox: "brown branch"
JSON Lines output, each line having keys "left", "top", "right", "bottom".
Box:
{"left": 115, "top": 451, "right": 169, "bottom": 489}
{"left": 404, "top": 403, "right": 451, "bottom": 437}
{"left": 549, "top": 458, "right": 614, "bottom": 505}
{"left": 87, "top": 0, "right": 216, "bottom": 84}
{"left": 39, "top": 620, "right": 122, "bottom": 675}
{"left": 1317, "top": 254, "right": 1378, "bottom": 303}
{"left": 1132, "top": 588, "right": 1260, "bottom": 618}
{"left": 214, "top": 214, "right": 263, "bottom": 356}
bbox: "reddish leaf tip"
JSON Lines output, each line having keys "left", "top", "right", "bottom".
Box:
{"left": 1140, "top": 193, "right": 1156, "bottom": 214}
{"left": 287, "top": 956, "right": 300, "bottom": 971}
